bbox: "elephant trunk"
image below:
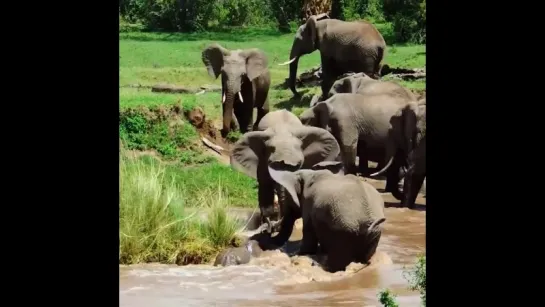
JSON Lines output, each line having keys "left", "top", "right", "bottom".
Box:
{"left": 222, "top": 90, "right": 235, "bottom": 135}
{"left": 288, "top": 57, "right": 300, "bottom": 97}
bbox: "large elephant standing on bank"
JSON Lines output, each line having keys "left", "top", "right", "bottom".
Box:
{"left": 230, "top": 110, "right": 340, "bottom": 246}
{"left": 202, "top": 43, "right": 271, "bottom": 137}
{"left": 299, "top": 93, "right": 419, "bottom": 201}
{"left": 279, "top": 14, "right": 386, "bottom": 99}
{"left": 268, "top": 161, "right": 386, "bottom": 272}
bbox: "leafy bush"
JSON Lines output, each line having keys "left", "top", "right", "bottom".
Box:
{"left": 383, "top": 0, "right": 426, "bottom": 44}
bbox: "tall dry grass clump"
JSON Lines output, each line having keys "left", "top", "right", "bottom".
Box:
{"left": 119, "top": 150, "right": 242, "bottom": 265}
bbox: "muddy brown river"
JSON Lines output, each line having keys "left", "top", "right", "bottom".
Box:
{"left": 120, "top": 178, "right": 426, "bottom": 307}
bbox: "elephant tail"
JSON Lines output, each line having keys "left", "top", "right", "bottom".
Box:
{"left": 370, "top": 156, "right": 394, "bottom": 177}
{"left": 368, "top": 217, "right": 386, "bottom": 232}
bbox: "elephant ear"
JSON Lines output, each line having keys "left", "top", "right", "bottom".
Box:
{"left": 305, "top": 13, "right": 329, "bottom": 47}
{"left": 202, "top": 43, "right": 230, "bottom": 79}
{"left": 311, "top": 161, "right": 344, "bottom": 175}
{"left": 268, "top": 167, "right": 301, "bottom": 207}
{"left": 230, "top": 130, "right": 272, "bottom": 179}
{"left": 243, "top": 49, "right": 269, "bottom": 81}
{"left": 292, "top": 125, "right": 340, "bottom": 168}
{"left": 313, "top": 101, "right": 331, "bottom": 129}
{"left": 312, "top": 13, "right": 330, "bottom": 21}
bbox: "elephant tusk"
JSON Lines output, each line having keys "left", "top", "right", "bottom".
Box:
{"left": 370, "top": 156, "right": 394, "bottom": 177}
{"left": 222, "top": 92, "right": 226, "bottom": 104}
{"left": 238, "top": 91, "right": 244, "bottom": 103}
{"left": 265, "top": 217, "right": 273, "bottom": 233}
{"left": 278, "top": 57, "right": 297, "bottom": 66}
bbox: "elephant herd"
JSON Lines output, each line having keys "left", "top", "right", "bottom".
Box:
{"left": 204, "top": 14, "right": 426, "bottom": 273}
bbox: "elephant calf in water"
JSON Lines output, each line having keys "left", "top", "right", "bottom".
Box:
{"left": 213, "top": 240, "right": 263, "bottom": 267}
{"left": 269, "top": 161, "right": 386, "bottom": 273}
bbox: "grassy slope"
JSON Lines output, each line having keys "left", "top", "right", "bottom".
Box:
{"left": 119, "top": 27, "right": 425, "bottom": 265}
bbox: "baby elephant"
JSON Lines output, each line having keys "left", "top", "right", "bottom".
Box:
{"left": 213, "top": 240, "right": 263, "bottom": 267}
{"left": 268, "top": 161, "right": 386, "bottom": 273}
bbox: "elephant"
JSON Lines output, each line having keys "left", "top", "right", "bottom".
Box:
{"left": 308, "top": 72, "right": 417, "bottom": 176}
{"left": 278, "top": 14, "right": 386, "bottom": 99}
{"left": 299, "top": 93, "right": 419, "bottom": 201}
{"left": 310, "top": 72, "right": 417, "bottom": 107}
{"left": 202, "top": 43, "right": 271, "bottom": 137}
{"left": 387, "top": 99, "right": 426, "bottom": 209}
{"left": 213, "top": 240, "right": 262, "bottom": 267}
{"left": 230, "top": 109, "right": 340, "bottom": 247}
{"left": 268, "top": 161, "right": 386, "bottom": 273}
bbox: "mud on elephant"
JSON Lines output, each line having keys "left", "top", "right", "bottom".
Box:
{"left": 269, "top": 161, "right": 386, "bottom": 272}
{"left": 299, "top": 93, "right": 420, "bottom": 201}
{"left": 202, "top": 43, "right": 271, "bottom": 137}
{"left": 279, "top": 14, "right": 386, "bottom": 99}
{"left": 230, "top": 110, "right": 340, "bottom": 247}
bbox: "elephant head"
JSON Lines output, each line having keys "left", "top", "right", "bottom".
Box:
{"left": 267, "top": 161, "right": 344, "bottom": 207}
{"left": 299, "top": 101, "right": 331, "bottom": 130}
{"left": 230, "top": 125, "right": 340, "bottom": 213}
{"left": 202, "top": 43, "right": 269, "bottom": 135}
{"left": 328, "top": 72, "right": 370, "bottom": 98}
{"left": 278, "top": 13, "right": 330, "bottom": 97}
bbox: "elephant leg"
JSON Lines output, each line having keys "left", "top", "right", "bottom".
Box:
{"left": 357, "top": 230, "right": 382, "bottom": 265}
{"left": 298, "top": 211, "right": 318, "bottom": 255}
{"left": 402, "top": 172, "right": 426, "bottom": 209}
{"left": 234, "top": 101, "right": 253, "bottom": 134}
{"left": 357, "top": 141, "right": 369, "bottom": 176}
{"left": 222, "top": 102, "right": 239, "bottom": 131}
{"left": 325, "top": 232, "right": 354, "bottom": 273}
{"left": 253, "top": 103, "right": 269, "bottom": 132}
{"left": 320, "top": 55, "right": 338, "bottom": 98}
{"left": 385, "top": 151, "right": 405, "bottom": 201}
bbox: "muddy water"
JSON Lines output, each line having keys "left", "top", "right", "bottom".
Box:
{"left": 120, "top": 178, "right": 425, "bottom": 307}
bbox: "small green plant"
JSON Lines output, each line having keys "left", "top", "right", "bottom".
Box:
{"left": 378, "top": 255, "right": 426, "bottom": 307}
{"left": 405, "top": 255, "right": 426, "bottom": 306}
{"left": 226, "top": 130, "right": 243, "bottom": 143}
{"left": 378, "top": 289, "right": 399, "bottom": 307}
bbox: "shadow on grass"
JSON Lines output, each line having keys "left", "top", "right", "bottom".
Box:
{"left": 275, "top": 89, "right": 313, "bottom": 110}
{"left": 120, "top": 27, "right": 287, "bottom": 42}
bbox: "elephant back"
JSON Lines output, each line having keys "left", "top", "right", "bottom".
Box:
{"left": 256, "top": 109, "right": 302, "bottom": 131}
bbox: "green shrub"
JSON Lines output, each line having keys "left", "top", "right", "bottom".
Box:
{"left": 383, "top": 0, "right": 426, "bottom": 44}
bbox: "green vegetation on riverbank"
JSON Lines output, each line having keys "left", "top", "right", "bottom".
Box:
{"left": 379, "top": 255, "right": 427, "bottom": 307}
{"left": 119, "top": 151, "right": 248, "bottom": 264}
{"left": 119, "top": 25, "right": 425, "bottom": 264}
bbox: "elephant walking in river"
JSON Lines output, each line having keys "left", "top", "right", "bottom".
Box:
{"left": 230, "top": 110, "right": 340, "bottom": 245}
{"left": 269, "top": 161, "right": 386, "bottom": 272}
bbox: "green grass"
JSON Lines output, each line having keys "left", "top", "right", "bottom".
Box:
{"left": 119, "top": 26, "right": 425, "bottom": 264}
{"left": 378, "top": 255, "right": 426, "bottom": 307}
{"left": 119, "top": 152, "right": 244, "bottom": 265}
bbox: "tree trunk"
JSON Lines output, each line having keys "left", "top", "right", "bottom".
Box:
{"left": 302, "top": 0, "right": 332, "bottom": 22}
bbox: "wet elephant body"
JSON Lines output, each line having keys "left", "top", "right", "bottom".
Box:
{"left": 230, "top": 110, "right": 340, "bottom": 247}
{"left": 202, "top": 43, "right": 271, "bottom": 137}
{"left": 299, "top": 93, "right": 420, "bottom": 201}
{"left": 268, "top": 162, "right": 386, "bottom": 273}
{"left": 280, "top": 14, "right": 386, "bottom": 99}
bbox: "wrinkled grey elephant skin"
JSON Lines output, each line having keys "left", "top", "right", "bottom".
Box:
{"left": 299, "top": 93, "right": 420, "bottom": 201}
{"left": 202, "top": 43, "right": 271, "bottom": 137}
{"left": 281, "top": 13, "right": 386, "bottom": 99}
{"left": 269, "top": 161, "right": 386, "bottom": 273}
{"left": 230, "top": 109, "right": 340, "bottom": 249}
